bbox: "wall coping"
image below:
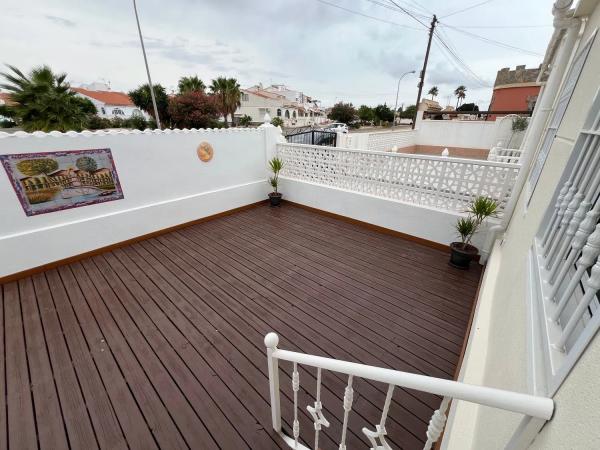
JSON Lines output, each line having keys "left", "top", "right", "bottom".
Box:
{"left": 0, "top": 127, "right": 264, "bottom": 139}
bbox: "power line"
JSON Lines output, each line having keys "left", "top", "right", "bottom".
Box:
{"left": 404, "top": 0, "right": 434, "bottom": 15}
{"left": 315, "top": 0, "right": 423, "bottom": 29}
{"left": 443, "top": 24, "right": 551, "bottom": 29}
{"left": 439, "top": 23, "right": 544, "bottom": 56}
{"left": 433, "top": 29, "right": 490, "bottom": 87}
{"left": 385, "top": 0, "right": 431, "bottom": 28}
{"left": 440, "top": 0, "right": 495, "bottom": 19}
{"left": 363, "top": 0, "right": 429, "bottom": 20}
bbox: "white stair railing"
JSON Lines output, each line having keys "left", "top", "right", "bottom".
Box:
{"left": 265, "top": 333, "right": 553, "bottom": 450}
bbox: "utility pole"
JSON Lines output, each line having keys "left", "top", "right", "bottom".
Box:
{"left": 133, "top": 0, "right": 161, "bottom": 129}
{"left": 412, "top": 14, "right": 437, "bottom": 129}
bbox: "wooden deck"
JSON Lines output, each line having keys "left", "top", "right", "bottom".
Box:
{"left": 0, "top": 203, "right": 481, "bottom": 450}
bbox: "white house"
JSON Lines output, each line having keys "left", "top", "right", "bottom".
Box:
{"left": 235, "top": 85, "right": 327, "bottom": 127}
{"left": 72, "top": 87, "right": 148, "bottom": 120}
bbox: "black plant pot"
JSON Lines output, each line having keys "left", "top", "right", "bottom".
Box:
{"left": 269, "top": 192, "right": 282, "bottom": 207}
{"left": 449, "top": 242, "right": 478, "bottom": 269}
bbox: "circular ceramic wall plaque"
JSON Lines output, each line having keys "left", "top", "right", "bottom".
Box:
{"left": 196, "top": 142, "right": 214, "bottom": 162}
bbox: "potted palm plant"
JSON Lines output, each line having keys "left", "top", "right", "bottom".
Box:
{"left": 268, "top": 156, "right": 283, "bottom": 206}
{"left": 450, "top": 196, "right": 498, "bottom": 269}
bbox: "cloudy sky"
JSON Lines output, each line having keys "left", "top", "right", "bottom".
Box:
{"left": 2, "top": 0, "right": 554, "bottom": 108}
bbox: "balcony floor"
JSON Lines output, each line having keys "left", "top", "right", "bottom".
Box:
{"left": 0, "top": 203, "right": 481, "bottom": 450}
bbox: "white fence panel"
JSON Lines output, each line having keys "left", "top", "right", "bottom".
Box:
{"left": 277, "top": 143, "right": 521, "bottom": 214}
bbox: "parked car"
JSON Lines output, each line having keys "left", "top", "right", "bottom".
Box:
{"left": 323, "top": 122, "right": 349, "bottom": 133}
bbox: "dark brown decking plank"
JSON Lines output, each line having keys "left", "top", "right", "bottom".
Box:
{"left": 69, "top": 262, "right": 188, "bottom": 449}
{"left": 18, "top": 278, "right": 69, "bottom": 450}
{"left": 237, "top": 208, "right": 474, "bottom": 317}
{"left": 55, "top": 265, "right": 160, "bottom": 450}
{"left": 173, "top": 226, "right": 434, "bottom": 445}
{"left": 228, "top": 210, "right": 472, "bottom": 322}
{"left": 31, "top": 273, "right": 100, "bottom": 449}
{"left": 222, "top": 212, "right": 466, "bottom": 350}
{"left": 82, "top": 257, "right": 219, "bottom": 449}
{"left": 134, "top": 239, "right": 347, "bottom": 450}
{"left": 45, "top": 269, "right": 130, "bottom": 449}
{"left": 4, "top": 282, "right": 38, "bottom": 450}
{"left": 113, "top": 246, "right": 286, "bottom": 449}
{"left": 100, "top": 251, "right": 271, "bottom": 449}
{"left": 246, "top": 206, "right": 478, "bottom": 303}
{"left": 1, "top": 204, "right": 480, "bottom": 449}
{"left": 150, "top": 234, "right": 427, "bottom": 449}
{"left": 0, "top": 286, "right": 5, "bottom": 450}
{"left": 201, "top": 217, "right": 464, "bottom": 365}
{"left": 279, "top": 204, "right": 481, "bottom": 286}
{"left": 181, "top": 222, "right": 456, "bottom": 376}
{"left": 136, "top": 237, "right": 361, "bottom": 449}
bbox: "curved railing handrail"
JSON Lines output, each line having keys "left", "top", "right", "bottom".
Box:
{"left": 271, "top": 346, "right": 553, "bottom": 420}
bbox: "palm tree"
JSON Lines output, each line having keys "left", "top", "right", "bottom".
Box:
{"left": 0, "top": 64, "right": 95, "bottom": 132}
{"left": 454, "top": 85, "right": 467, "bottom": 107}
{"left": 428, "top": 86, "right": 439, "bottom": 100}
{"left": 178, "top": 75, "right": 205, "bottom": 94}
{"left": 210, "top": 77, "right": 241, "bottom": 127}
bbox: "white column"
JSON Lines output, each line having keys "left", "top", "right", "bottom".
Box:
{"left": 265, "top": 332, "right": 282, "bottom": 432}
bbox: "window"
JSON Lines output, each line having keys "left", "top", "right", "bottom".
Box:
{"left": 112, "top": 108, "right": 125, "bottom": 116}
{"left": 285, "top": 110, "right": 290, "bottom": 119}
{"left": 242, "top": 93, "right": 249, "bottom": 102}
{"left": 101, "top": 107, "right": 106, "bottom": 115}
{"left": 277, "top": 109, "right": 282, "bottom": 117}
{"left": 527, "top": 30, "right": 596, "bottom": 204}
{"left": 528, "top": 87, "right": 600, "bottom": 396}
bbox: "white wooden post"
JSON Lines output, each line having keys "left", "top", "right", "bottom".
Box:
{"left": 265, "top": 332, "right": 282, "bottom": 432}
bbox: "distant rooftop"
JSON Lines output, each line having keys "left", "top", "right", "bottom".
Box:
{"left": 72, "top": 87, "right": 134, "bottom": 107}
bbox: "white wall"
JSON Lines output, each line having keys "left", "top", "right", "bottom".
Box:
{"left": 0, "top": 127, "right": 279, "bottom": 278}
{"left": 442, "top": 4, "right": 600, "bottom": 449}
{"left": 414, "top": 118, "right": 508, "bottom": 149}
{"left": 279, "top": 177, "right": 490, "bottom": 249}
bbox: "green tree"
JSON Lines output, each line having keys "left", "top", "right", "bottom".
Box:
{"left": 178, "top": 75, "right": 205, "bottom": 94}
{"left": 128, "top": 83, "right": 170, "bottom": 126}
{"left": 454, "top": 85, "right": 467, "bottom": 107}
{"left": 357, "top": 105, "right": 375, "bottom": 123}
{"left": 0, "top": 64, "right": 96, "bottom": 132}
{"left": 373, "top": 103, "right": 394, "bottom": 123}
{"left": 16, "top": 158, "right": 58, "bottom": 176}
{"left": 428, "top": 86, "right": 439, "bottom": 100}
{"left": 271, "top": 116, "right": 284, "bottom": 127}
{"left": 400, "top": 104, "right": 416, "bottom": 119}
{"left": 328, "top": 102, "right": 356, "bottom": 124}
{"left": 76, "top": 156, "right": 97, "bottom": 173}
{"left": 168, "top": 91, "right": 220, "bottom": 129}
{"left": 209, "top": 77, "right": 241, "bottom": 127}
{"left": 239, "top": 114, "right": 252, "bottom": 127}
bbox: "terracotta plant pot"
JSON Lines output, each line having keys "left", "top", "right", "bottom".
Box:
{"left": 268, "top": 192, "right": 282, "bottom": 207}
{"left": 449, "top": 242, "right": 478, "bottom": 269}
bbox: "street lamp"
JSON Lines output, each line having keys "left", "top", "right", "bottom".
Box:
{"left": 133, "top": 0, "right": 161, "bottom": 129}
{"left": 393, "top": 70, "right": 416, "bottom": 128}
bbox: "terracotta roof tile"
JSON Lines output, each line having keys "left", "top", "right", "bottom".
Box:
{"left": 72, "top": 88, "right": 134, "bottom": 106}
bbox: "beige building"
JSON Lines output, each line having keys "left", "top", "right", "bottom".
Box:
{"left": 442, "top": 0, "right": 600, "bottom": 448}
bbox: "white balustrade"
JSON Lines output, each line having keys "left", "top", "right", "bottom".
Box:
{"left": 264, "top": 333, "right": 553, "bottom": 450}
{"left": 277, "top": 142, "right": 520, "bottom": 215}
{"left": 488, "top": 147, "right": 524, "bottom": 164}
{"left": 530, "top": 92, "right": 600, "bottom": 394}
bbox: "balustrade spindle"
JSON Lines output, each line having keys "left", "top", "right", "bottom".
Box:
{"left": 542, "top": 182, "right": 572, "bottom": 248}
{"left": 549, "top": 213, "right": 600, "bottom": 300}
{"left": 292, "top": 362, "right": 300, "bottom": 449}
{"left": 307, "top": 367, "right": 329, "bottom": 450}
{"left": 554, "top": 260, "right": 600, "bottom": 350}
{"left": 423, "top": 397, "right": 451, "bottom": 450}
{"left": 552, "top": 224, "right": 600, "bottom": 322}
{"left": 362, "top": 384, "right": 395, "bottom": 450}
{"left": 546, "top": 193, "right": 586, "bottom": 273}
{"left": 338, "top": 375, "right": 354, "bottom": 450}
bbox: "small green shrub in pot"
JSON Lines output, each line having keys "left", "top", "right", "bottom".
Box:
{"left": 268, "top": 156, "right": 284, "bottom": 206}
{"left": 450, "top": 196, "right": 498, "bottom": 269}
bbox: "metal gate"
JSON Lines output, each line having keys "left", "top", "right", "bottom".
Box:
{"left": 285, "top": 130, "right": 337, "bottom": 147}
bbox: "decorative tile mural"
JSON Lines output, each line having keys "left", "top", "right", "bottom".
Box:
{"left": 1, "top": 148, "right": 124, "bottom": 216}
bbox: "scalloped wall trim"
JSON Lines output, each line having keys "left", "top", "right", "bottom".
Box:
{"left": 0, "top": 127, "right": 265, "bottom": 139}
